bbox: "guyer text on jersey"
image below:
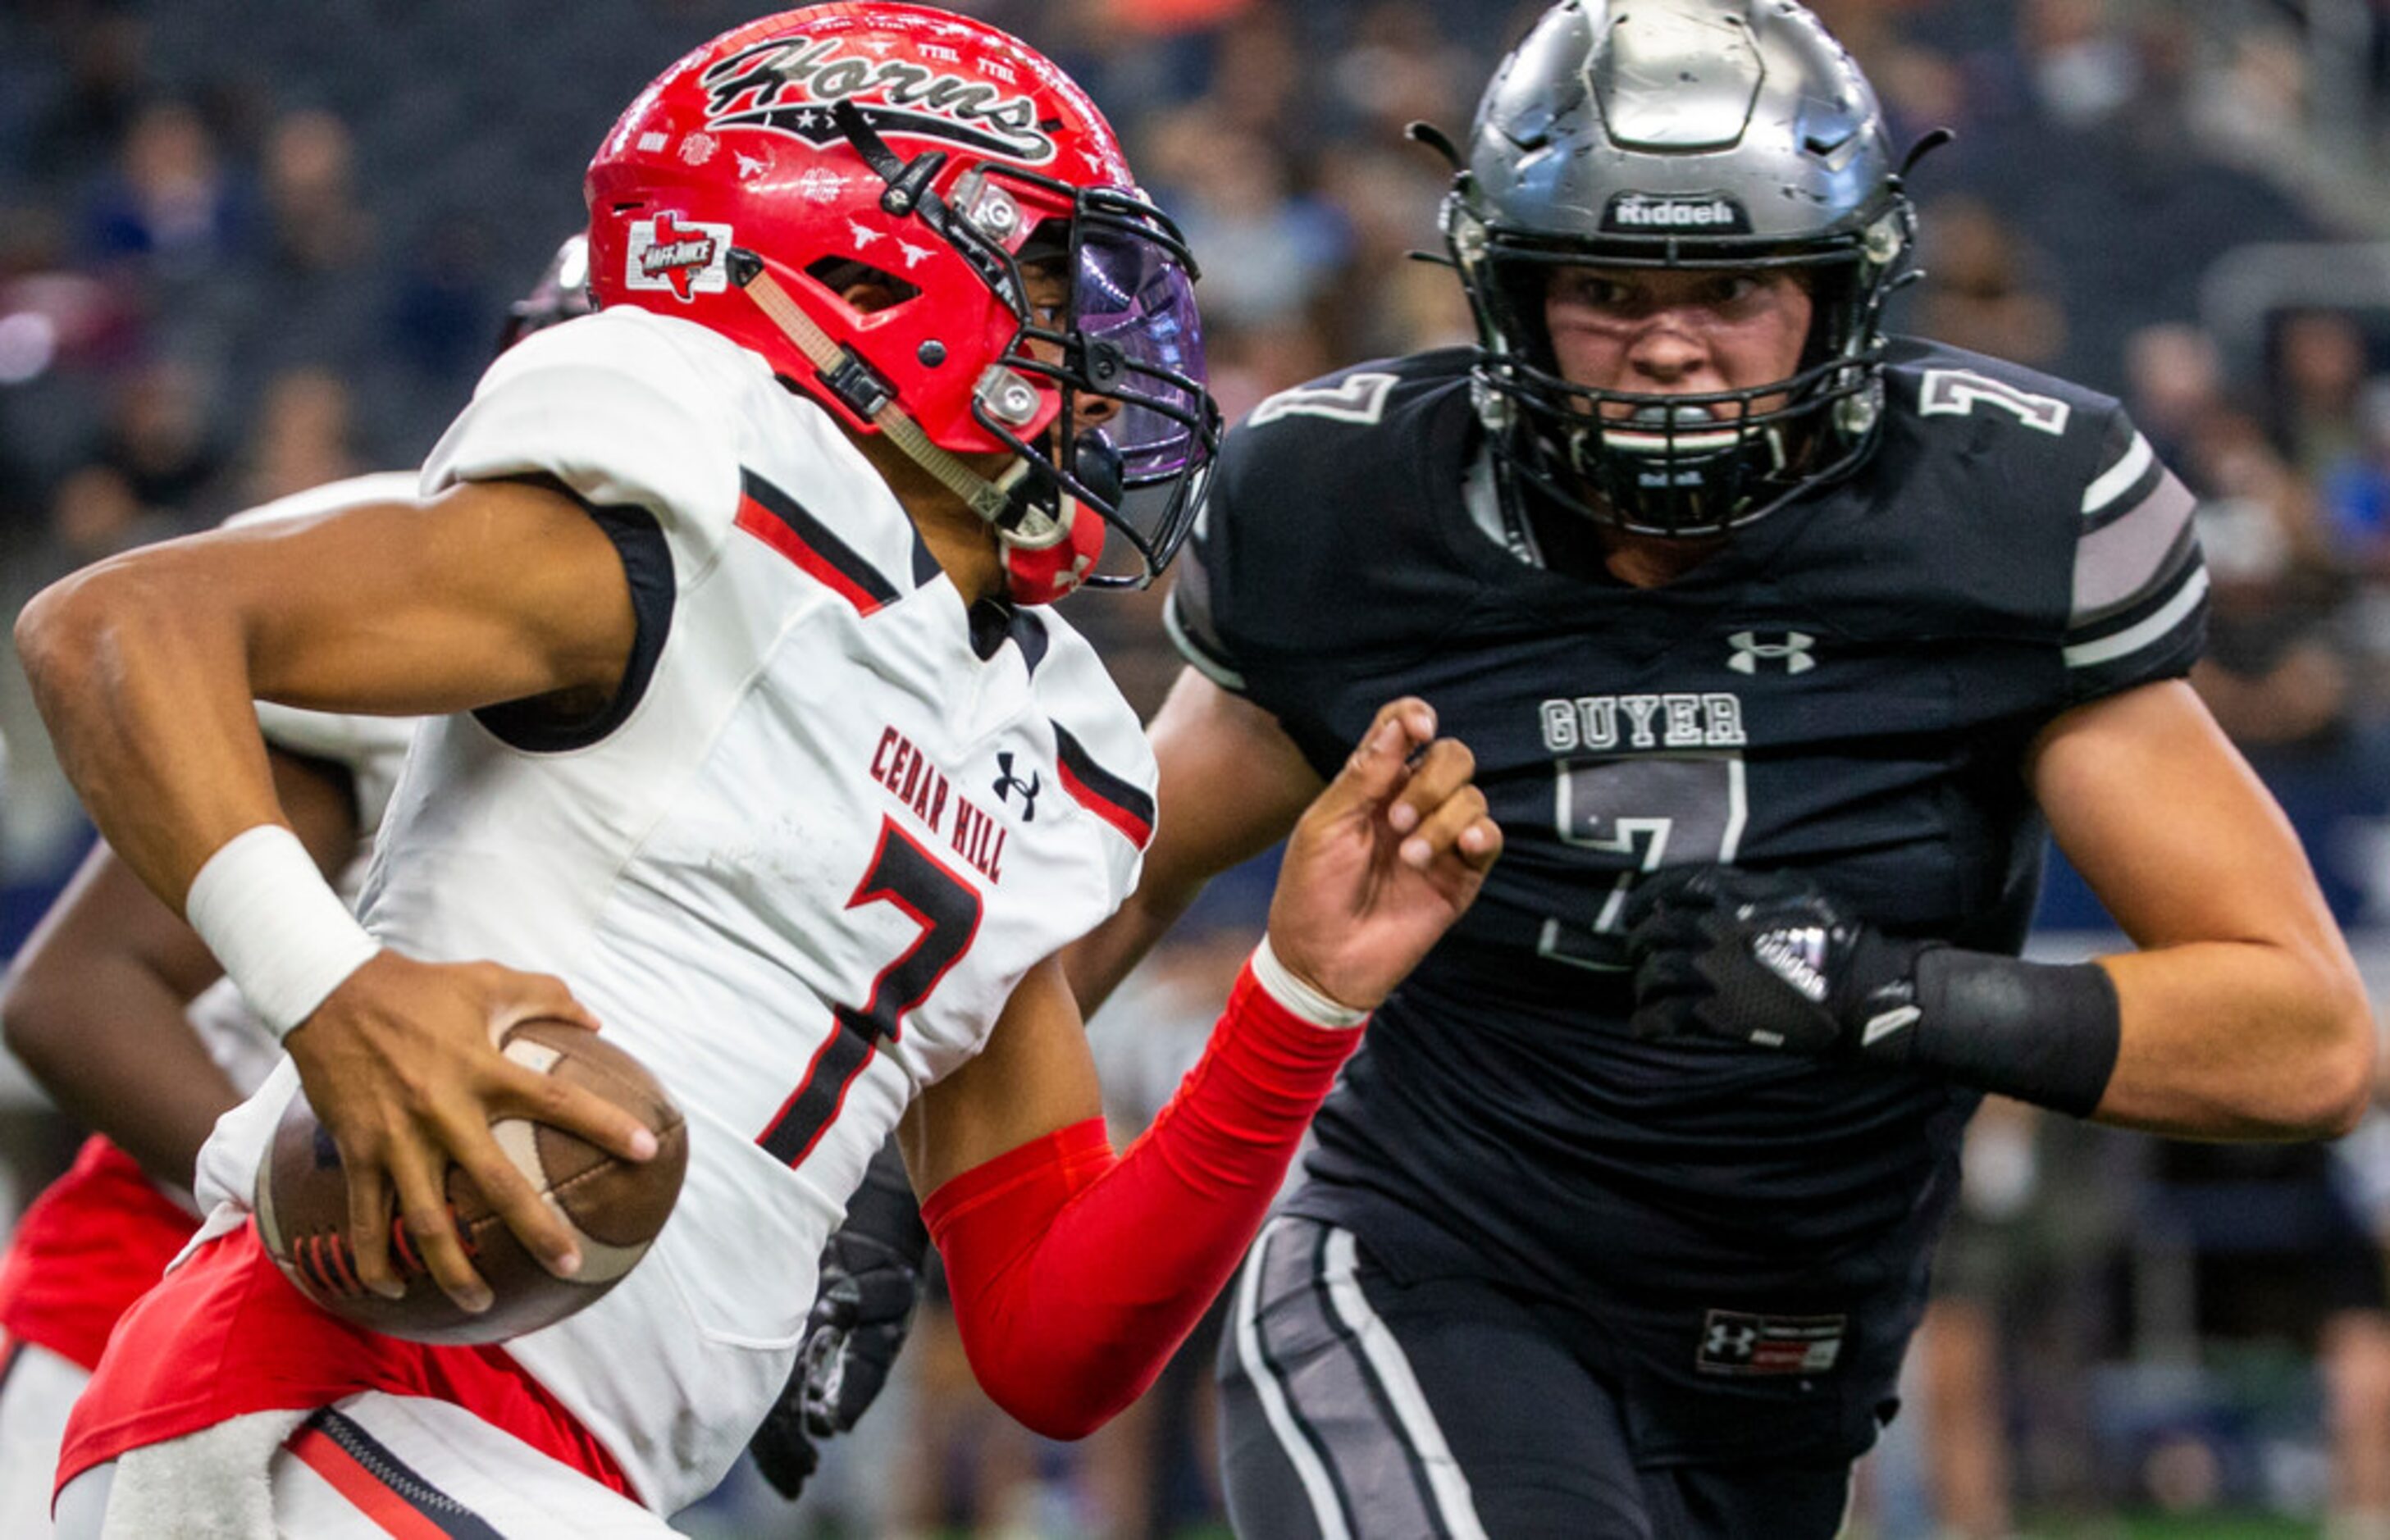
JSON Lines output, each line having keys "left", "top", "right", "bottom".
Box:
{"left": 1539, "top": 693, "right": 1750, "bottom": 754}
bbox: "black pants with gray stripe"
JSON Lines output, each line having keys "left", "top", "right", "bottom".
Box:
{"left": 1218, "top": 1217, "right": 1856, "bottom": 1539}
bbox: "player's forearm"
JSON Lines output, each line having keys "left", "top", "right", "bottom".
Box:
{"left": 2026, "top": 682, "right": 2373, "bottom": 1135}
{"left": 924, "top": 958, "right": 1361, "bottom": 1439}
{"left": 2091, "top": 941, "right": 2375, "bottom": 1138}
{"left": 2, "top": 963, "right": 240, "bottom": 1188}
{"left": 1062, "top": 667, "right": 1325, "bottom": 1018}
{"left": 17, "top": 558, "right": 289, "bottom": 904}
{"left": 1, "top": 873, "right": 239, "bottom": 1188}
{"left": 1060, "top": 880, "right": 1204, "bottom": 1018}
{"left": 3, "top": 750, "right": 363, "bottom": 1187}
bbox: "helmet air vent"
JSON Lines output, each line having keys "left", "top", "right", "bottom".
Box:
{"left": 1594, "top": 4, "right": 1763, "bottom": 152}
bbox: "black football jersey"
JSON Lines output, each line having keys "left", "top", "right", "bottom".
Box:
{"left": 1169, "top": 340, "right": 2205, "bottom": 1315}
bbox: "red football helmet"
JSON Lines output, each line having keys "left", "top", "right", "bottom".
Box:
{"left": 586, "top": 3, "right": 1219, "bottom": 602}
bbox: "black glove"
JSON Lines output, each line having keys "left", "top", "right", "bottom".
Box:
{"left": 748, "top": 1137, "right": 930, "bottom": 1501}
{"left": 746, "top": 1365, "right": 821, "bottom": 1501}
{"left": 1623, "top": 864, "right": 1934, "bottom": 1059}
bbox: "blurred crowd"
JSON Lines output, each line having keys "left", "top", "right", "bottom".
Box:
{"left": 10, "top": 0, "right": 2390, "bottom": 1533}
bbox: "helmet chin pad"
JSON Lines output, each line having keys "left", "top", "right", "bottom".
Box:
{"left": 995, "top": 432, "right": 1118, "bottom": 604}
{"left": 998, "top": 499, "right": 1106, "bottom": 604}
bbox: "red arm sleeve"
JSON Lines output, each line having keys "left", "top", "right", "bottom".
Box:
{"left": 919, "top": 958, "right": 1361, "bottom": 1440}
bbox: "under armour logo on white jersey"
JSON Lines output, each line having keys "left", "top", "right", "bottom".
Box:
{"left": 992, "top": 751, "right": 1041, "bottom": 822}
{"left": 1727, "top": 631, "right": 1816, "bottom": 675}
{"left": 1751, "top": 925, "right": 1831, "bottom": 1003}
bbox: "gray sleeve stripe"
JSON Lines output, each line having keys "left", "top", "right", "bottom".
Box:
{"left": 2082, "top": 460, "right": 2166, "bottom": 535}
{"left": 2069, "top": 529, "right": 2197, "bottom": 637}
{"left": 2081, "top": 431, "right": 2155, "bottom": 516}
{"left": 2064, "top": 567, "right": 2208, "bottom": 668}
{"left": 2071, "top": 472, "right": 2196, "bottom": 620}
{"left": 2073, "top": 519, "right": 2197, "bottom": 630}
{"left": 1162, "top": 590, "right": 1248, "bottom": 692}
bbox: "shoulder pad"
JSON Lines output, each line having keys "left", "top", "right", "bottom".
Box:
{"left": 1176, "top": 350, "right": 1479, "bottom": 693}
{"left": 1237, "top": 349, "right": 1476, "bottom": 437}
{"left": 421, "top": 309, "right": 752, "bottom": 573}
{"left": 1881, "top": 338, "right": 2121, "bottom": 455}
{"left": 1821, "top": 339, "right": 2205, "bottom": 704}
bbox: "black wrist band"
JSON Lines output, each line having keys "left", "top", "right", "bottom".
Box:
{"left": 1912, "top": 950, "right": 2122, "bottom": 1118}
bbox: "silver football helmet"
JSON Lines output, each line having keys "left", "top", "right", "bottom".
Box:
{"left": 498, "top": 234, "right": 596, "bottom": 353}
{"left": 1444, "top": 0, "right": 1920, "bottom": 539}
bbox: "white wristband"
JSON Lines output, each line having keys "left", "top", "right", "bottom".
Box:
{"left": 184, "top": 825, "right": 381, "bottom": 1040}
{"left": 1252, "top": 934, "right": 1369, "bottom": 1030}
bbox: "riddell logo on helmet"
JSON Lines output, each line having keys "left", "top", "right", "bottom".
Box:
{"left": 626, "top": 213, "right": 732, "bottom": 302}
{"left": 699, "top": 34, "right": 1057, "bottom": 164}
{"left": 1603, "top": 194, "right": 1754, "bottom": 235}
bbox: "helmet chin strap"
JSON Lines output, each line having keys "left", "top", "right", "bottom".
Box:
{"left": 731, "top": 253, "right": 1097, "bottom": 604}
{"left": 731, "top": 254, "right": 1059, "bottom": 535}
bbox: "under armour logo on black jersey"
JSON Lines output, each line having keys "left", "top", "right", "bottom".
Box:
{"left": 1705, "top": 1321, "right": 1758, "bottom": 1360}
{"left": 992, "top": 752, "right": 1041, "bottom": 822}
{"left": 1726, "top": 631, "right": 1816, "bottom": 675}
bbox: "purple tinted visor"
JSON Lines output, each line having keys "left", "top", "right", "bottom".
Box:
{"left": 1073, "top": 228, "right": 1211, "bottom": 484}
{"left": 967, "top": 173, "right": 1220, "bottom": 585}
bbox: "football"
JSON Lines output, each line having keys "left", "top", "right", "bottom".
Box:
{"left": 254, "top": 1018, "right": 690, "bottom": 1346}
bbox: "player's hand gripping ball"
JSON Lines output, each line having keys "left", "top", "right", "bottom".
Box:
{"left": 254, "top": 1019, "right": 689, "bottom": 1345}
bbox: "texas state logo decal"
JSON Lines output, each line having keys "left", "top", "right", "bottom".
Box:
{"left": 625, "top": 212, "right": 733, "bottom": 301}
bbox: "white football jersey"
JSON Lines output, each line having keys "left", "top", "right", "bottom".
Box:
{"left": 194, "top": 308, "right": 1156, "bottom": 1513}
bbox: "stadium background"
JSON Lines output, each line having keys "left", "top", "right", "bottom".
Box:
{"left": 5, "top": 0, "right": 2390, "bottom": 1533}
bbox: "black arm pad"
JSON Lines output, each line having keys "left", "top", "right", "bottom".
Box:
{"left": 1913, "top": 950, "right": 2122, "bottom": 1118}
